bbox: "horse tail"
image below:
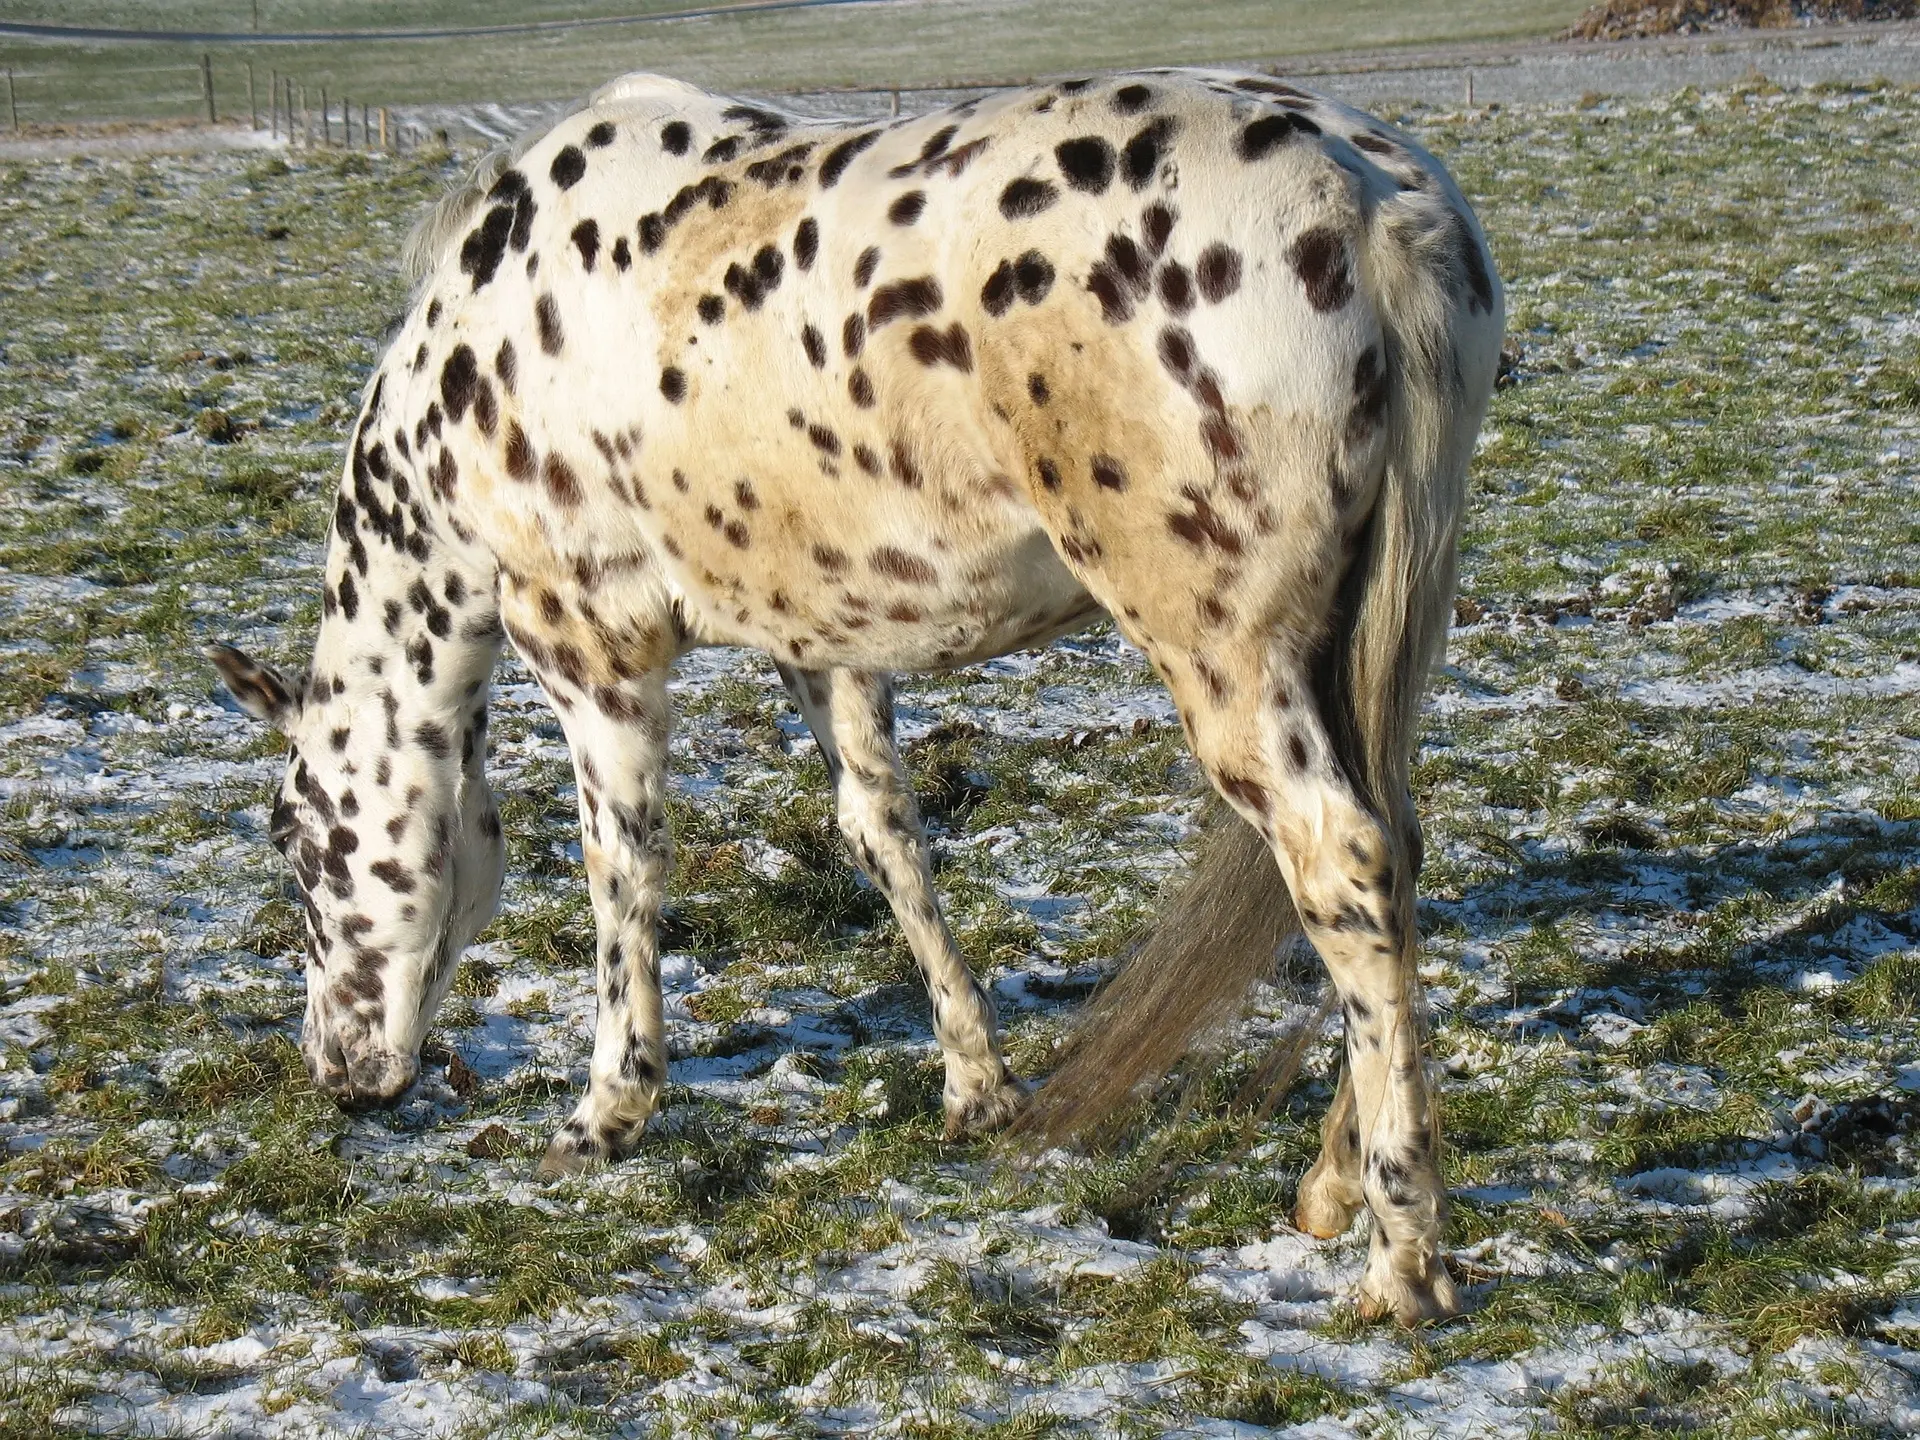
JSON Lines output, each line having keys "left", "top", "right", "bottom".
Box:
{"left": 1006, "top": 183, "right": 1502, "bottom": 1153}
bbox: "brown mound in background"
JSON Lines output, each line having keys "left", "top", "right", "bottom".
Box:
{"left": 1567, "top": 0, "right": 1916, "bottom": 39}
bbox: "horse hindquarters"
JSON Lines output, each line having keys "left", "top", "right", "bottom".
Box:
{"left": 1021, "top": 180, "right": 1501, "bottom": 1320}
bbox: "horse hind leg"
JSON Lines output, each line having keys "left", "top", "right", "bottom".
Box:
{"left": 1170, "top": 639, "right": 1455, "bottom": 1322}
{"left": 778, "top": 665, "right": 1025, "bottom": 1138}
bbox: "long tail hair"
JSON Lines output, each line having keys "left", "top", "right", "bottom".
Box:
{"left": 1007, "top": 187, "right": 1501, "bottom": 1152}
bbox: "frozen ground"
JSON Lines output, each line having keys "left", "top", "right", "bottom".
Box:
{"left": 2, "top": 78, "right": 1920, "bottom": 1439}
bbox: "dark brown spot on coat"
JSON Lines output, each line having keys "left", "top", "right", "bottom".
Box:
{"left": 543, "top": 453, "right": 581, "bottom": 506}
{"left": 853, "top": 246, "right": 881, "bottom": 288}
{"left": 660, "top": 120, "right": 691, "bottom": 154}
{"left": 1055, "top": 135, "right": 1115, "bottom": 193}
{"left": 1167, "top": 489, "right": 1244, "bottom": 554}
{"left": 1014, "top": 250, "right": 1054, "bottom": 304}
{"left": 550, "top": 145, "right": 586, "bottom": 189}
{"left": 660, "top": 367, "right": 687, "bottom": 403}
{"left": 871, "top": 547, "right": 935, "bottom": 584}
{"left": 472, "top": 377, "right": 497, "bottom": 438}
{"left": 1196, "top": 243, "right": 1242, "bottom": 303}
{"left": 820, "top": 129, "right": 880, "bottom": 187}
{"left": 505, "top": 422, "right": 536, "bottom": 480}
{"left": 1456, "top": 215, "right": 1495, "bottom": 313}
{"left": 1291, "top": 227, "right": 1353, "bottom": 311}
{"left": 1219, "top": 773, "right": 1269, "bottom": 815}
{"left": 1158, "top": 324, "right": 1194, "bottom": 377}
{"left": 1122, "top": 116, "right": 1177, "bottom": 189}
{"left": 889, "top": 439, "right": 922, "bottom": 488}
{"left": 439, "top": 345, "right": 479, "bottom": 423}
{"left": 802, "top": 324, "right": 827, "bottom": 368}
{"left": 794, "top": 216, "right": 819, "bottom": 269}
{"left": 571, "top": 219, "right": 600, "bottom": 271}
{"left": 888, "top": 190, "right": 927, "bottom": 225}
{"left": 1142, "top": 201, "right": 1176, "bottom": 255}
{"left": 999, "top": 176, "right": 1058, "bottom": 219}
{"left": 869, "top": 275, "right": 942, "bottom": 327}
{"left": 908, "top": 322, "right": 973, "bottom": 371}
{"left": 1350, "top": 344, "right": 1389, "bottom": 440}
{"left": 1091, "top": 455, "right": 1128, "bottom": 491}
{"left": 535, "top": 293, "right": 564, "bottom": 354}
{"left": 1159, "top": 260, "right": 1194, "bottom": 313}
{"left": 981, "top": 260, "right": 1015, "bottom": 317}
{"left": 1239, "top": 110, "right": 1320, "bottom": 162}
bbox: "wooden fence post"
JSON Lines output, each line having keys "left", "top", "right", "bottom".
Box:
{"left": 247, "top": 63, "right": 257, "bottom": 130}
{"left": 201, "top": 53, "right": 215, "bottom": 124}
{"left": 5, "top": 69, "right": 15, "bottom": 134}
{"left": 379, "top": 106, "right": 388, "bottom": 150}
{"left": 269, "top": 68, "right": 278, "bottom": 138}
{"left": 302, "top": 83, "right": 310, "bottom": 148}
{"left": 321, "top": 86, "right": 329, "bottom": 145}
{"left": 361, "top": 102, "right": 369, "bottom": 150}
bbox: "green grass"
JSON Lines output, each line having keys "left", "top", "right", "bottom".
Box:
{"left": 0, "top": 0, "right": 1592, "bottom": 122}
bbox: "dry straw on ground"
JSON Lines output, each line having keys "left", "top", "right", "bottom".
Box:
{"left": 1567, "top": 0, "right": 1917, "bottom": 38}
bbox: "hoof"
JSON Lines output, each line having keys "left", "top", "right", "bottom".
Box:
{"left": 1357, "top": 1254, "right": 1462, "bottom": 1325}
{"left": 1294, "top": 1163, "right": 1365, "bottom": 1240}
{"left": 537, "top": 1134, "right": 606, "bottom": 1179}
{"left": 943, "top": 1068, "right": 1027, "bottom": 1141}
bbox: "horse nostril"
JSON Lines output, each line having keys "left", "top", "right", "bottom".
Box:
{"left": 302, "top": 1031, "right": 350, "bottom": 1095}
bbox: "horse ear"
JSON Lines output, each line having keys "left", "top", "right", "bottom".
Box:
{"left": 206, "top": 643, "right": 301, "bottom": 731}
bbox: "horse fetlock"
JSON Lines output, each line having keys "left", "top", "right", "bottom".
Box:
{"left": 942, "top": 1061, "right": 1026, "bottom": 1140}
{"left": 1358, "top": 1233, "right": 1461, "bottom": 1324}
{"left": 539, "top": 1079, "right": 659, "bottom": 1177}
{"left": 1295, "top": 1152, "right": 1367, "bottom": 1239}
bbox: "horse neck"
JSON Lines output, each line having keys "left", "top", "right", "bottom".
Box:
{"left": 305, "top": 386, "right": 503, "bottom": 771}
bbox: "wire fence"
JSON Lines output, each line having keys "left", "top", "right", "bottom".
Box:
{"left": 0, "top": 48, "right": 969, "bottom": 150}
{"left": 1, "top": 54, "right": 459, "bottom": 149}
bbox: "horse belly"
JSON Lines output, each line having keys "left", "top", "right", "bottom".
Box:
{"left": 663, "top": 471, "right": 1103, "bottom": 673}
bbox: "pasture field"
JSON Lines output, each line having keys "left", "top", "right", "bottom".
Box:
{"left": 3, "top": 76, "right": 1920, "bottom": 1438}
{"left": 0, "top": 0, "right": 1593, "bottom": 123}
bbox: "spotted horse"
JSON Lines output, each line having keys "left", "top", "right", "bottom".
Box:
{"left": 210, "top": 67, "right": 1502, "bottom": 1322}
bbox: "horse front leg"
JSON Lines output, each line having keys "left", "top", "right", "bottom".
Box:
{"left": 779, "top": 665, "right": 1025, "bottom": 1138}
{"left": 531, "top": 664, "right": 675, "bottom": 1177}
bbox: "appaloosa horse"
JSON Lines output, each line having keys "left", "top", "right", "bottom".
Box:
{"left": 211, "top": 68, "right": 1502, "bottom": 1321}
